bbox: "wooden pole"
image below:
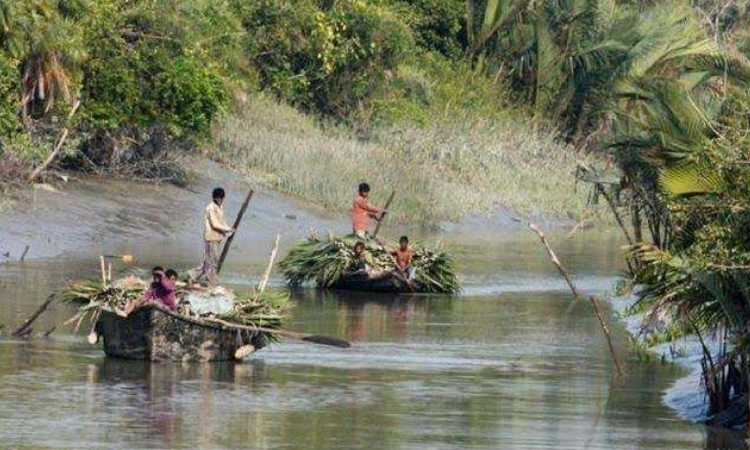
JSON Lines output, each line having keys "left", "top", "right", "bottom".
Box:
{"left": 217, "top": 189, "right": 254, "bottom": 274}
{"left": 99, "top": 256, "right": 107, "bottom": 286}
{"left": 258, "top": 234, "right": 280, "bottom": 294}
{"left": 515, "top": 218, "right": 624, "bottom": 376}
{"left": 207, "top": 317, "right": 351, "bottom": 348}
{"left": 372, "top": 189, "right": 395, "bottom": 238}
{"left": 12, "top": 294, "right": 56, "bottom": 337}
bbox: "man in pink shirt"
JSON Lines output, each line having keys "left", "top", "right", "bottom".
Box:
{"left": 352, "top": 182, "right": 384, "bottom": 237}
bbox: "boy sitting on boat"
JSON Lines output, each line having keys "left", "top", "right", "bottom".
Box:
{"left": 117, "top": 266, "right": 178, "bottom": 316}
{"left": 391, "top": 236, "right": 415, "bottom": 280}
{"left": 144, "top": 267, "right": 178, "bottom": 310}
{"left": 346, "top": 241, "right": 381, "bottom": 279}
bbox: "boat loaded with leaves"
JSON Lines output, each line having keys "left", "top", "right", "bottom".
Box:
{"left": 279, "top": 234, "right": 459, "bottom": 294}
{"left": 62, "top": 276, "right": 291, "bottom": 362}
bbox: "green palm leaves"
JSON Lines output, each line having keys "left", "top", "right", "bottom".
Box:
{"left": 1, "top": 0, "right": 86, "bottom": 120}
{"left": 468, "top": 0, "right": 744, "bottom": 136}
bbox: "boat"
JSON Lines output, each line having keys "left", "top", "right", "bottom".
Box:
{"left": 330, "top": 272, "right": 426, "bottom": 293}
{"left": 95, "top": 304, "right": 269, "bottom": 362}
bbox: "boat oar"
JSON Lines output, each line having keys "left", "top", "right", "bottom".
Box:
{"left": 372, "top": 189, "right": 395, "bottom": 238}
{"left": 217, "top": 189, "right": 254, "bottom": 274}
{"left": 208, "top": 318, "right": 351, "bottom": 348}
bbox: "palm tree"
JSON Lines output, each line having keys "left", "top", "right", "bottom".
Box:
{"left": 0, "top": 0, "right": 85, "bottom": 121}
{"left": 467, "top": 0, "right": 744, "bottom": 137}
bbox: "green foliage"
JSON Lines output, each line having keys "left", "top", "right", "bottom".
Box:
{"left": 364, "top": 52, "right": 515, "bottom": 127}
{"left": 154, "top": 57, "right": 227, "bottom": 136}
{"left": 469, "top": 0, "right": 743, "bottom": 137}
{"left": 0, "top": 51, "right": 18, "bottom": 137}
{"left": 240, "top": 0, "right": 414, "bottom": 116}
{"left": 385, "top": 0, "right": 466, "bottom": 58}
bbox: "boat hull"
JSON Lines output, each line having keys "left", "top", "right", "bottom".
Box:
{"left": 330, "top": 273, "right": 425, "bottom": 293}
{"left": 97, "top": 305, "right": 266, "bottom": 362}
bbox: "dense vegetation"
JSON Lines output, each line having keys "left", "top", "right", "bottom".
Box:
{"left": 2, "top": 0, "right": 750, "bottom": 425}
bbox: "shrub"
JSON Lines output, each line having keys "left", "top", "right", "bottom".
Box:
{"left": 241, "top": 0, "right": 414, "bottom": 116}
{"left": 154, "top": 56, "right": 228, "bottom": 136}
{"left": 386, "top": 0, "right": 466, "bottom": 58}
{"left": 0, "top": 53, "right": 20, "bottom": 139}
{"left": 81, "top": 0, "right": 231, "bottom": 135}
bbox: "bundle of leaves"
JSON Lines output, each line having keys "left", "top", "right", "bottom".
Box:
{"left": 279, "top": 234, "right": 459, "bottom": 293}
{"left": 61, "top": 276, "right": 290, "bottom": 336}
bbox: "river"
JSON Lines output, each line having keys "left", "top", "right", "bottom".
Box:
{"left": 0, "top": 173, "right": 746, "bottom": 450}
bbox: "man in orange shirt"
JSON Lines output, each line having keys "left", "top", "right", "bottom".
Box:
{"left": 351, "top": 182, "right": 384, "bottom": 238}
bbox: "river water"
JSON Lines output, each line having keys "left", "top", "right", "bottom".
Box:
{"left": 0, "top": 170, "right": 746, "bottom": 449}
{"left": 0, "top": 230, "right": 746, "bottom": 450}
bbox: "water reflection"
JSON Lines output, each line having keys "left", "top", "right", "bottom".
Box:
{"left": 0, "top": 232, "right": 747, "bottom": 449}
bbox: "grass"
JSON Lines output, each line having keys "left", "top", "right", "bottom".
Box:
{"left": 206, "top": 95, "right": 602, "bottom": 227}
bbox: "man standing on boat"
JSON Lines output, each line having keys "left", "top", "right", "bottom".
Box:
{"left": 352, "top": 182, "right": 384, "bottom": 238}
{"left": 198, "top": 187, "right": 234, "bottom": 284}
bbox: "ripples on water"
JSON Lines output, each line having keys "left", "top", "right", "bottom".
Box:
{"left": 0, "top": 231, "right": 746, "bottom": 449}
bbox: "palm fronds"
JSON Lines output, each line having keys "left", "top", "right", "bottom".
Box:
{"left": 61, "top": 276, "right": 291, "bottom": 335}
{"left": 279, "top": 233, "right": 459, "bottom": 294}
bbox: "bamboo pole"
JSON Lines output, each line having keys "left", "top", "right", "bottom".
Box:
{"left": 258, "top": 234, "right": 280, "bottom": 294}
{"left": 99, "top": 256, "right": 107, "bottom": 286}
{"left": 515, "top": 218, "right": 624, "bottom": 376}
{"left": 206, "top": 317, "right": 351, "bottom": 348}
{"left": 372, "top": 189, "right": 395, "bottom": 238}
{"left": 217, "top": 189, "right": 254, "bottom": 274}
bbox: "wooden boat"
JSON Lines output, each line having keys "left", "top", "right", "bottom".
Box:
{"left": 330, "top": 272, "right": 425, "bottom": 294}
{"left": 96, "top": 304, "right": 268, "bottom": 362}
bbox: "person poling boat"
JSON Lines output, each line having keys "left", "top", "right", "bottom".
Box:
{"left": 352, "top": 182, "right": 385, "bottom": 238}
{"left": 198, "top": 187, "right": 235, "bottom": 284}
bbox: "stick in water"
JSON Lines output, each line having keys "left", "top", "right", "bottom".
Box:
{"left": 372, "top": 189, "right": 395, "bottom": 238}
{"left": 12, "top": 294, "right": 56, "bottom": 337}
{"left": 514, "top": 217, "right": 624, "bottom": 376}
{"left": 19, "top": 245, "right": 30, "bottom": 262}
{"left": 258, "top": 234, "right": 281, "bottom": 294}
{"left": 217, "top": 189, "right": 254, "bottom": 274}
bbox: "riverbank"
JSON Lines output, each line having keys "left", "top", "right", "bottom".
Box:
{"left": 0, "top": 152, "right": 587, "bottom": 264}
{"left": 614, "top": 293, "right": 749, "bottom": 432}
{"left": 206, "top": 96, "right": 601, "bottom": 227}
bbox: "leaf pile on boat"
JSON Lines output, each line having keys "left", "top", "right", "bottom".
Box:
{"left": 279, "top": 234, "right": 459, "bottom": 293}
{"left": 61, "top": 275, "right": 290, "bottom": 341}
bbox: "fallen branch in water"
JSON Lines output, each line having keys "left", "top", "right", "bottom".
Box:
{"left": 12, "top": 294, "right": 56, "bottom": 337}
{"left": 514, "top": 217, "right": 624, "bottom": 376}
